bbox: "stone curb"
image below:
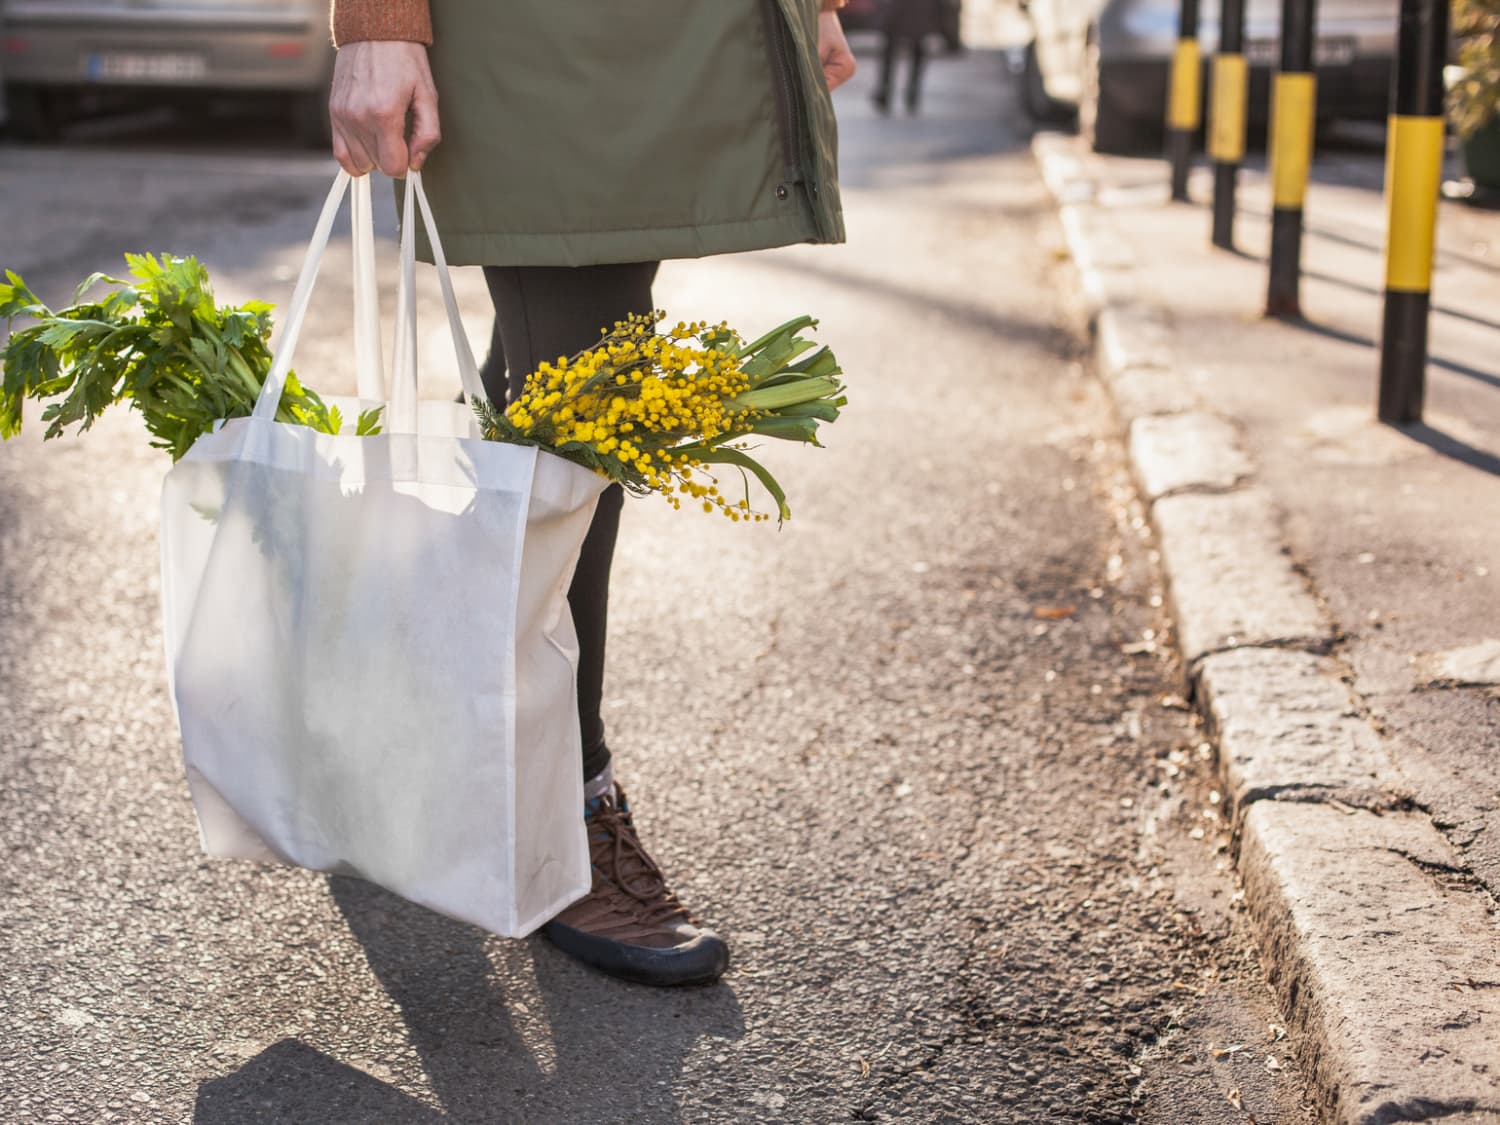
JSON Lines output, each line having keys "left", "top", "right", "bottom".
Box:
{"left": 1031, "top": 130, "right": 1500, "bottom": 1123}
{"left": 1153, "top": 488, "right": 1330, "bottom": 667}
{"left": 1195, "top": 648, "right": 1401, "bottom": 811}
{"left": 1241, "top": 802, "right": 1500, "bottom": 1124}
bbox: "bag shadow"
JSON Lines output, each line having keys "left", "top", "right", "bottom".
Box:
{"left": 193, "top": 1038, "right": 445, "bottom": 1124}
{"left": 192, "top": 874, "right": 746, "bottom": 1123}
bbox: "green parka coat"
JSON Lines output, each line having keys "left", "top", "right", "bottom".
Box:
{"left": 338, "top": 0, "right": 845, "bottom": 267}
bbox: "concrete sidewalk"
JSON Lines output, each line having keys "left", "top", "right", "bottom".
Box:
{"left": 1033, "top": 132, "right": 1500, "bottom": 1123}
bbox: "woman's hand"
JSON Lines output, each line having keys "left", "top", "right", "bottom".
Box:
{"left": 329, "top": 41, "right": 441, "bottom": 177}
{"left": 818, "top": 11, "right": 856, "bottom": 90}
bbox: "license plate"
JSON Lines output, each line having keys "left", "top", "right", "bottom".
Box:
{"left": 1245, "top": 37, "right": 1356, "bottom": 67}
{"left": 84, "top": 51, "right": 208, "bottom": 83}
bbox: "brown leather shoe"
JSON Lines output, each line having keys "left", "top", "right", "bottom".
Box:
{"left": 542, "top": 784, "right": 729, "bottom": 987}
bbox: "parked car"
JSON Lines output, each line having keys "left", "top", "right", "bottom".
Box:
{"left": 840, "top": 0, "right": 888, "bottom": 32}
{"left": 0, "top": 0, "right": 334, "bottom": 142}
{"left": 1021, "top": 0, "right": 1398, "bottom": 152}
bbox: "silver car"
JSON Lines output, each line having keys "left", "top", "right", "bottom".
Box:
{"left": 0, "top": 0, "right": 333, "bottom": 141}
{"left": 1022, "top": 0, "right": 1398, "bottom": 152}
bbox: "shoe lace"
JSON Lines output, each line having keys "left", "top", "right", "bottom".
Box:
{"left": 587, "top": 792, "right": 692, "bottom": 927}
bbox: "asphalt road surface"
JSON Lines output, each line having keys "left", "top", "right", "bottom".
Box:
{"left": 0, "top": 41, "right": 1319, "bottom": 1125}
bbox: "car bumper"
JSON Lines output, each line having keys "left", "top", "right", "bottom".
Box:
{"left": 839, "top": 3, "right": 883, "bottom": 32}
{"left": 1, "top": 9, "right": 332, "bottom": 91}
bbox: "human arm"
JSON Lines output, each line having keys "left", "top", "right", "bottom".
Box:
{"left": 327, "top": 1, "right": 440, "bottom": 177}
{"left": 818, "top": 1, "right": 856, "bottom": 90}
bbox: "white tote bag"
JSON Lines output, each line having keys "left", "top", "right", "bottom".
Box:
{"left": 159, "top": 172, "right": 605, "bottom": 937}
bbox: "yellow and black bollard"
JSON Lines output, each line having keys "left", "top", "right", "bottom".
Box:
{"left": 1378, "top": 0, "right": 1448, "bottom": 424}
{"left": 1209, "top": 0, "right": 1249, "bottom": 248}
{"left": 1166, "top": 0, "right": 1202, "bottom": 202}
{"left": 1265, "top": 0, "right": 1319, "bottom": 316}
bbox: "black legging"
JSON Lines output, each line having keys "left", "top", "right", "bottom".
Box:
{"left": 480, "top": 262, "right": 661, "bottom": 784}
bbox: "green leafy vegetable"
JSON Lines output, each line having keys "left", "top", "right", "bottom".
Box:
{"left": 1, "top": 254, "right": 382, "bottom": 460}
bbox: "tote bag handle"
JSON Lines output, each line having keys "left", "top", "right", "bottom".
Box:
{"left": 389, "top": 172, "right": 487, "bottom": 431}
{"left": 350, "top": 173, "right": 385, "bottom": 404}
{"left": 253, "top": 171, "right": 486, "bottom": 433}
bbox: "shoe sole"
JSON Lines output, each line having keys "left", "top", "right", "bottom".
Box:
{"left": 542, "top": 923, "right": 730, "bottom": 987}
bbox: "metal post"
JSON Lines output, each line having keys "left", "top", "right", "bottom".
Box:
{"left": 1265, "top": 0, "right": 1318, "bottom": 316}
{"left": 1378, "top": 0, "right": 1448, "bottom": 424}
{"left": 1167, "top": 0, "right": 1202, "bottom": 201}
{"left": 1209, "top": 0, "right": 1248, "bottom": 249}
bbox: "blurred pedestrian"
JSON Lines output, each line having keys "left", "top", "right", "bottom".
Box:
{"left": 325, "top": 0, "right": 854, "bottom": 988}
{"left": 872, "top": 0, "right": 946, "bottom": 114}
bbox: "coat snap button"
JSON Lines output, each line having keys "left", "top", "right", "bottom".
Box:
{"left": 810, "top": 183, "right": 820, "bottom": 199}
{"left": 775, "top": 184, "right": 789, "bottom": 201}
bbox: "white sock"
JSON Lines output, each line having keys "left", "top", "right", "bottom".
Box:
{"left": 584, "top": 762, "right": 614, "bottom": 802}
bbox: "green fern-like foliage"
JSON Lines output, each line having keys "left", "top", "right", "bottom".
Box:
{"left": 1, "top": 255, "right": 383, "bottom": 460}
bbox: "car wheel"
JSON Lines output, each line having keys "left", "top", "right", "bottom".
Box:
{"left": 291, "top": 90, "right": 333, "bottom": 150}
{"left": 4, "top": 86, "right": 64, "bottom": 143}
{"left": 1078, "top": 34, "right": 1140, "bottom": 154}
{"left": 1020, "top": 40, "right": 1068, "bottom": 124}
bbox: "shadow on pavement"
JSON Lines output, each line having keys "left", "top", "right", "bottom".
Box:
{"left": 194, "top": 1039, "right": 445, "bottom": 1124}
{"left": 1300, "top": 268, "right": 1500, "bottom": 335}
{"left": 1394, "top": 422, "right": 1500, "bottom": 477}
{"left": 3, "top": 98, "right": 311, "bottom": 156}
{"left": 747, "top": 249, "right": 1075, "bottom": 358}
{"left": 1234, "top": 200, "right": 1500, "bottom": 279}
{"left": 1289, "top": 316, "right": 1500, "bottom": 392}
{"left": 194, "top": 876, "right": 745, "bottom": 1123}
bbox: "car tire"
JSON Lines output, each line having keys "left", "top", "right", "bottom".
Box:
{"left": 1078, "top": 34, "right": 1144, "bottom": 154}
{"left": 1020, "top": 40, "right": 1068, "bottom": 124}
{"left": 4, "top": 86, "right": 64, "bottom": 143}
{"left": 291, "top": 90, "right": 333, "bottom": 150}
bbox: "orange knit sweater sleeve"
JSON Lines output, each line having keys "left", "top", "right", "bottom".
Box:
{"left": 330, "top": 0, "right": 433, "bottom": 46}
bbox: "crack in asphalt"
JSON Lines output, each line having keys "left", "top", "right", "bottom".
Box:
{"left": 1184, "top": 635, "right": 1338, "bottom": 681}
{"left": 859, "top": 909, "right": 994, "bottom": 1107}
{"left": 1365, "top": 1098, "right": 1500, "bottom": 1123}
{"left": 1236, "top": 783, "right": 1418, "bottom": 814}
{"left": 1150, "top": 478, "right": 1252, "bottom": 502}
{"left": 847, "top": 755, "right": 1000, "bottom": 1114}
{"left": 1383, "top": 848, "right": 1500, "bottom": 908}
{"left": 1383, "top": 849, "right": 1479, "bottom": 880}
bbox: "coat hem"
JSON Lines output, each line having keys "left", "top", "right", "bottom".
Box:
{"left": 418, "top": 209, "right": 845, "bottom": 269}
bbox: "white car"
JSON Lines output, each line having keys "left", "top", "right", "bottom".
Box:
{"left": 1, "top": 0, "right": 334, "bottom": 142}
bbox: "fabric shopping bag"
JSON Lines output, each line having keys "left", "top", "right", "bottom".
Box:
{"left": 159, "top": 172, "right": 606, "bottom": 937}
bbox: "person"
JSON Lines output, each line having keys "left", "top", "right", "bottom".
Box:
{"left": 871, "top": 0, "right": 946, "bottom": 114}
{"left": 325, "top": 0, "right": 855, "bottom": 988}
